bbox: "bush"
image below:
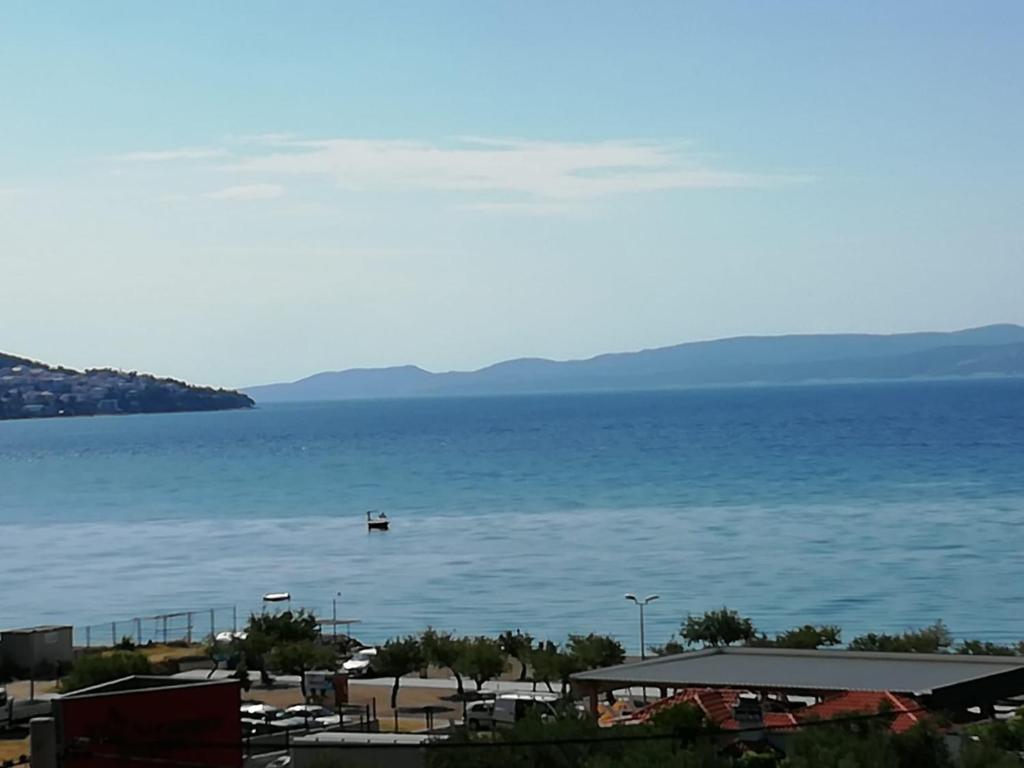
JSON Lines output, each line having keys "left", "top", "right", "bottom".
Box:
{"left": 848, "top": 621, "right": 952, "bottom": 653}
{"left": 62, "top": 651, "right": 152, "bottom": 692}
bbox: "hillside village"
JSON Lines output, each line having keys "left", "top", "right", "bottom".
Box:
{"left": 0, "top": 356, "right": 253, "bottom": 420}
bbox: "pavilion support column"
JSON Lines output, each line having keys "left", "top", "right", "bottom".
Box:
{"left": 588, "top": 689, "right": 599, "bottom": 716}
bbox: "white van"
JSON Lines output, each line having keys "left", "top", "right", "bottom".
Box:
{"left": 465, "top": 692, "right": 560, "bottom": 730}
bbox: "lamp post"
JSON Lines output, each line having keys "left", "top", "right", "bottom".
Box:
{"left": 624, "top": 593, "right": 659, "bottom": 661}
{"left": 332, "top": 592, "right": 342, "bottom": 641}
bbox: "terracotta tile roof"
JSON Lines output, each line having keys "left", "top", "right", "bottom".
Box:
{"left": 630, "top": 688, "right": 798, "bottom": 731}
{"left": 796, "top": 690, "right": 923, "bottom": 734}
{"left": 630, "top": 688, "right": 924, "bottom": 734}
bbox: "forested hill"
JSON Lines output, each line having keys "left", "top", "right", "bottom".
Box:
{"left": 0, "top": 353, "right": 253, "bottom": 420}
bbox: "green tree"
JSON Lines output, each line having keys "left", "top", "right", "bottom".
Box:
{"left": 567, "top": 633, "right": 626, "bottom": 669}
{"left": 648, "top": 638, "right": 685, "bottom": 656}
{"left": 62, "top": 651, "right": 152, "bottom": 692}
{"left": 421, "top": 628, "right": 468, "bottom": 694}
{"left": 781, "top": 722, "right": 897, "bottom": 768}
{"left": 372, "top": 635, "right": 425, "bottom": 709}
{"left": 959, "top": 741, "right": 1022, "bottom": 768}
{"left": 566, "top": 633, "right": 625, "bottom": 704}
{"left": 204, "top": 638, "right": 232, "bottom": 679}
{"left": 526, "top": 640, "right": 562, "bottom": 692}
{"left": 782, "top": 721, "right": 954, "bottom": 768}
{"left": 964, "top": 707, "right": 1024, "bottom": 753}
{"left": 456, "top": 636, "right": 507, "bottom": 691}
{"left": 956, "top": 639, "right": 1020, "bottom": 656}
{"left": 498, "top": 630, "right": 534, "bottom": 682}
{"left": 267, "top": 640, "right": 337, "bottom": 696}
{"left": 232, "top": 658, "right": 252, "bottom": 692}
{"left": 891, "top": 722, "right": 954, "bottom": 768}
{"left": 848, "top": 621, "right": 952, "bottom": 653}
{"left": 682, "top": 608, "right": 757, "bottom": 648}
{"left": 247, "top": 609, "right": 319, "bottom": 644}
{"left": 425, "top": 700, "right": 722, "bottom": 768}
{"left": 771, "top": 625, "right": 842, "bottom": 649}
{"left": 240, "top": 608, "right": 322, "bottom": 686}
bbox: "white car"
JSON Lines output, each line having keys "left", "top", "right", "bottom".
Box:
{"left": 342, "top": 647, "right": 378, "bottom": 677}
{"left": 240, "top": 703, "right": 282, "bottom": 722}
{"left": 465, "top": 693, "right": 560, "bottom": 730}
{"left": 284, "top": 704, "right": 340, "bottom": 727}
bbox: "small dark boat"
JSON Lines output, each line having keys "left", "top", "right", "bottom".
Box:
{"left": 366, "top": 510, "right": 390, "bottom": 531}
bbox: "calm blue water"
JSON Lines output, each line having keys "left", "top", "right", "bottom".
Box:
{"left": 2, "top": 379, "right": 1024, "bottom": 650}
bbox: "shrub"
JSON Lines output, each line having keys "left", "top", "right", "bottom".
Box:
{"left": 62, "top": 651, "right": 152, "bottom": 692}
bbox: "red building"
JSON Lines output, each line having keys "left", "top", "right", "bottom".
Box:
{"left": 56, "top": 676, "right": 242, "bottom": 768}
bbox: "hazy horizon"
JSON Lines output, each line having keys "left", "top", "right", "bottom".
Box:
{"left": 4, "top": 321, "right": 1023, "bottom": 390}
{"left": 3, "top": 2, "right": 1022, "bottom": 388}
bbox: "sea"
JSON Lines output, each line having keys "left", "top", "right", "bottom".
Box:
{"left": 2, "top": 378, "right": 1023, "bottom": 652}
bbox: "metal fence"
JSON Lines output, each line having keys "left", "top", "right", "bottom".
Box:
{"left": 77, "top": 606, "right": 240, "bottom": 648}
{"left": 74, "top": 603, "right": 359, "bottom": 648}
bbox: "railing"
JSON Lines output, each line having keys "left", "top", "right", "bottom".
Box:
{"left": 75, "top": 603, "right": 361, "bottom": 649}
{"left": 77, "top": 606, "right": 240, "bottom": 648}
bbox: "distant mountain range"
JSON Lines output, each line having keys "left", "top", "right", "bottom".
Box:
{"left": 244, "top": 324, "right": 1024, "bottom": 403}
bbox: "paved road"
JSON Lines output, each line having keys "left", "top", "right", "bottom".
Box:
{"left": 173, "top": 669, "right": 655, "bottom": 697}
{"left": 174, "top": 669, "right": 550, "bottom": 693}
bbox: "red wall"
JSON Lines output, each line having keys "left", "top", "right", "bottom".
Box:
{"left": 60, "top": 682, "right": 242, "bottom": 768}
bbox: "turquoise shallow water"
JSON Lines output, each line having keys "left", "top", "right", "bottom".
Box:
{"left": 2, "top": 379, "right": 1023, "bottom": 650}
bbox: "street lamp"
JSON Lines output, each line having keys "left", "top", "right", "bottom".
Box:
{"left": 332, "top": 592, "right": 342, "bottom": 641}
{"left": 624, "top": 593, "right": 659, "bottom": 661}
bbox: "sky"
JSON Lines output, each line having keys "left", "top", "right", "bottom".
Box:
{"left": 1, "top": 1, "right": 1022, "bottom": 388}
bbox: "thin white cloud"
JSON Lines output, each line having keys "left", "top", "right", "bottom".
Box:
{"left": 115, "top": 147, "right": 228, "bottom": 162}
{"left": 205, "top": 183, "right": 284, "bottom": 201}
{"left": 459, "top": 201, "right": 583, "bottom": 216}
{"left": 225, "top": 136, "right": 808, "bottom": 201}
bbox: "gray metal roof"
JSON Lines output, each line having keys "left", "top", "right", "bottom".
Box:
{"left": 571, "top": 647, "right": 1024, "bottom": 698}
{"left": 1, "top": 624, "right": 72, "bottom": 634}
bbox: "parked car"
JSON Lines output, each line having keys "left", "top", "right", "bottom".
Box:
{"left": 267, "top": 716, "right": 310, "bottom": 732}
{"left": 240, "top": 717, "right": 266, "bottom": 736}
{"left": 284, "top": 704, "right": 340, "bottom": 727}
{"left": 240, "top": 702, "right": 283, "bottom": 722}
{"left": 4, "top": 695, "right": 53, "bottom": 725}
{"left": 465, "top": 692, "right": 560, "bottom": 730}
{"left": 342, "top": 647, "right": 378, "bottom": 677}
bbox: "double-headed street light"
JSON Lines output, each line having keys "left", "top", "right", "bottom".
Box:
{"left": 624, "top": 593, "right": 659, "bottom": 661}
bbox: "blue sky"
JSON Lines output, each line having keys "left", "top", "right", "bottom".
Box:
{"left": 2, "top": 1, "right": 1022, "bottom": 386}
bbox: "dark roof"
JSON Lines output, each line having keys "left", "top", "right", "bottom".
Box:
{"left": 1, "top": 625, "right": 72, "bottom": 635}
{"left": 571, "top": 647, "right": 1024, "bottom": 706}
{"left": 60, "top": 675, "right": 238, "bottom": 699}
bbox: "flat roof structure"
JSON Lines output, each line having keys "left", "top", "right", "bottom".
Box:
{"left": 1, "top": 624, "right": 72, "bottom": 634}
{"left": 571, "top": 647, "right": 1024, "bottom": 709}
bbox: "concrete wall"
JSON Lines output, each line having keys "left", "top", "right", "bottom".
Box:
{"left": 291, "top": 745, "right": 427, "bottom": 768}
{"left": 1, "top": 627, "right": 74, "bottom": 675}
{"left": 289, "top": 734, "right": 433, "bottom": 768}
